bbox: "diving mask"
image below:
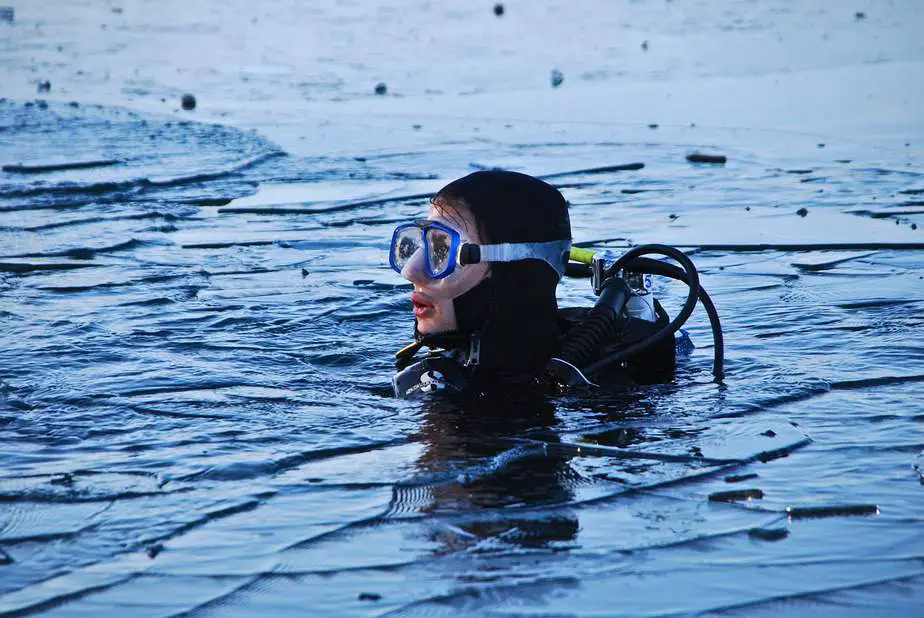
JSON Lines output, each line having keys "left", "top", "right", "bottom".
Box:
{"left": 389, "top": 219, "right": 571, "bottom": 280}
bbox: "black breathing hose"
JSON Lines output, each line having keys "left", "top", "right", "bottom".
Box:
{"left": 556, "top": 277, "right": 631, "bottom": 372}
{"left": 558, "top": 244, "right": 724, "bottom": 382}
{"left": 623, "top": 257, "right": 725, "bottom": 380}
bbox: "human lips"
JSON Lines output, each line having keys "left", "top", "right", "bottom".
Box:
{"left": 411, "top": 291, "right": 436, "bottom": 318}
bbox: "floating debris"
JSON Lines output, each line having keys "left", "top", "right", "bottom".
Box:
{"left": 550, "top": 69, "right": 564, "bottom": 88}
{"left": 687, "top": 152, "right": 727, "bottom": 164}
{"left": 855, "top": 11, "right": 866, "bottom": 21}
{"left": 761, "top": 429, "right": 777, "bottom": 437}
{"left": 786, "top": 504, "right": 879, "bottom": 519}
{"left": 748, "top": 527, "right": 789, "bottom": 542}
{"left": 724, "top": 473, "right": 759, "bottom": 483}
{"left": 641, "top": 40, "right": 649, "bottom": 51}
{"left": 37, "top": 80, "right": 51, "bottom": 93}
{"left": 49, "top": 473, "right": 75, "bottom": 486}
{"left": 358, "top": 592, "right": 382, "bottom": 602}
{"left": 374, "top": 82, "right": 387, "bottom": 95}
{"left": 2, "top": 159, "right": 121, "bottom": 174}
{"left": 796, "top": 207, "right": 809, "bottom": 217}
{"left": 539, "top": 162, "right": 644, "bottom": 179}
{"left": 493, "top": 3, "right": 504, "bottom": 17}
{"left": 708, "top": 488, "right": 764, "bottom": 502}
{"left": 181, "top": 93, "right": 196, "bottom": 110}
{"left": 648, "top": 123, "right": 659, "bottom": 129}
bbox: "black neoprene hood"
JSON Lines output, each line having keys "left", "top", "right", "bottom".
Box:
{"left": 427, "top": 170, "right": 572, "bottom": 381}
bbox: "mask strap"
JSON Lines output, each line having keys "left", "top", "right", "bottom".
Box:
{"left": 459, "top": 240, "right": 571, "bottom": 279}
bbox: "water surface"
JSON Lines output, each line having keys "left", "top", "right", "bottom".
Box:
{"left": 1, "top": 1, "right": 923, "bottom": 616}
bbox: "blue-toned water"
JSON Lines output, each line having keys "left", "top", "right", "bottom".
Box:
{"left": 1, "top": 1, "right": 923, "bottom": 616}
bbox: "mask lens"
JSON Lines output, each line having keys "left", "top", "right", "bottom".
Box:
{"left": 392, "top": 226, "right": 423, "bottom": 271}
{"left": 426, "top": 227, "right": 453, "bottom": 276}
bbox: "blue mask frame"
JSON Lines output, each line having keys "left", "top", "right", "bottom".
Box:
{"left": 390, "top": 219, "right": 462, "bottom": 279}
{"left": 389, "top": 219, "right": 572, "bottom": 280}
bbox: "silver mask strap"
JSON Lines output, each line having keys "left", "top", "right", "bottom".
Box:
{"left": 477, "top": 239, "right": 571, "bottom": 279}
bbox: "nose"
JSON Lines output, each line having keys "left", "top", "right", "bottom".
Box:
{"left": 400, "top": 246, "right": 429, "bottom": 285}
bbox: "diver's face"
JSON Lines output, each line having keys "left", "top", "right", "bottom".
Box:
{"left": 401, "top": 204, "right": 489, "bottom": 335}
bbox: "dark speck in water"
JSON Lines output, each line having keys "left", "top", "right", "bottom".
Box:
{"left": 748, "top": 528, "right": 789, "bottom": 542}
{"left": 797, "top": 207, "right": 809, "bottom": 217}
{"left": 358, "top": 592, "right": 382, "bottom": 602}
{"left": 551, "top": 69, "right": 564, "bottom": 88}
{"left": 374, "top": 82, "right": 388, "bottom": 95}
{"left": 725, "top": 473, "right": 760, "bottom": 483}
{"left": 687, "top": 152, "right": 727, "bottom": 164}
{"left": 709, "top": 489, "right": 765, "bottom": 502}
{"left": 181, "top": 93, "right": 196, "bottom": 110}
{"left": 493, "top": 3, "right": 504, "bottom": 17}
{"left": 786, "top": 505, "right": 880, "bottom": 519}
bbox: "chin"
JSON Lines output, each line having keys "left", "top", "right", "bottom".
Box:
{"left": 416, "top": 315, "right": 453, "bottom": 336}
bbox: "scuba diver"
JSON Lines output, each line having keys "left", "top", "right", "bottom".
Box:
{"left": 390, "top": 170, "right": 724, "bottom": 398}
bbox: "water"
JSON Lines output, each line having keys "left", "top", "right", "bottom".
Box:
{"left": 1, "top": 1, "right": 923, "bottom": 615}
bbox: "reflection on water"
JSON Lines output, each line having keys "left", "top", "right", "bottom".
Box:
{"left": 413, "top": 395, "right": 579, "bottom": 552}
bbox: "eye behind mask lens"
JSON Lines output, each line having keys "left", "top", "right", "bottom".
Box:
{"left": 426, "top": 227, "right": 453, "bottom": 276}
{"left": 394, "top": 227, "right": 423, "bottom": 269}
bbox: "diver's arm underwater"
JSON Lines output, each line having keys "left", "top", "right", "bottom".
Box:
{"left": 388, "top": 170, "right": 724, "bottom": 399}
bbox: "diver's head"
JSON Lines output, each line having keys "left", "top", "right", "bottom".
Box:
{"left": 391, "top": 170, "right": 571, "bottom": 377}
